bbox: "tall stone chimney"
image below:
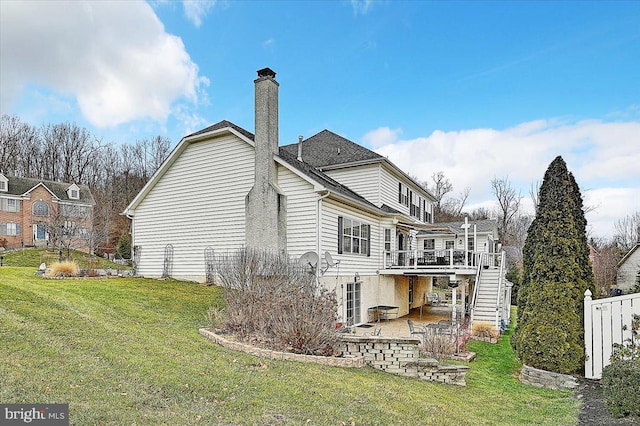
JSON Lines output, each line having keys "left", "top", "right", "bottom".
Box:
{"left": 245, "top": 68, "right": 287, "bottom": 252}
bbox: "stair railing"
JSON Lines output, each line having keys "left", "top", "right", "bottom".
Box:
{"left": 469, "top": 252, "right": 484, "bottom": 326}
{"left": 495, "top": 250, "right": 506, "bottom": 331}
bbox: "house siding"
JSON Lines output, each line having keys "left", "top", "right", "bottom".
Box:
{"left": 324, "top": 165, "right": 381, "bottom": 207}
{"left": 617, "top": 246, "right": 640, "bottom": 292}
{"left": 276, "top": 165, "right": 318, "bottom": 260}
{"left": 325, "top": 164, "right": 434, "bottom": 224}
{"left": 133, "top": 134, "right": 255, "bottom": 280}
{"left": 319, "top": 198, "right": 381, "bottom": 276}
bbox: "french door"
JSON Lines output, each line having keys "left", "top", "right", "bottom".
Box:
{"left": 346, "top": 281, "right": 361, "bottom": 326}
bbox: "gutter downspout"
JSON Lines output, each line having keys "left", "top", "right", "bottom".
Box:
{"left": 124, "top": 212, "right": 135, "bottom": 273}
{"left": 316, "top": 191, "right": 331, "bottom": 277}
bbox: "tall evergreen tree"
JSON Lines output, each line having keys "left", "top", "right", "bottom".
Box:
{"left": 511, "top": 156, "right": 594, "bottom": 374}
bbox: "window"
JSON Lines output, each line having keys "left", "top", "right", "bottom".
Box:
{"left": 0, "top": 181, "right": 5, "bottom": 191}
{"left": 33, "top": 201, "right": 49, "bottom": 217}
{"left": 445, "top": 240, "right": 455, "bottom": 249}
{"left": 61, "top": 204, "right": 88, "bottom": 218}
{"left": 1, "top": 198, "right": 20, "bottom": 212}
{"left": 338, "top": 216, "right": 370, "bottom": 256}
{"left": 384, "top": 229, "right": 391, "bottom": 251}
{"left": 78, "top": 228, "right": 89, "bottom": 239}
{"left": 67, "top": 184, "right": 80, "bottom": 200}
{"left": 63, "top": 220, "right": 76, "bottom": 236}
{"left": 424, "top": 239, "right": 435, "bottom": 250}
{"left": 410, "top": 194, "right": 422, "bottom": 219}
{"left": 398, "top": 183, "right": 409, "bottom": 206}
{"left": 467, "top": 237, "right": 474, "bottom": 252}
{"left": 1, "top": 222, "right": 21, "bottom": 236}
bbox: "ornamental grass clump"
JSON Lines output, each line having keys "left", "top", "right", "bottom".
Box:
{"left": 49, "top": 260, "right": 80, "bottom": 277}
{"left": 211, "top": 248, "right": 338, "bottom": 356}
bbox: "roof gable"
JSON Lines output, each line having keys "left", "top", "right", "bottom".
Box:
{"left": 0, "top": 173, "right": 7, "bottom": 192}
{"left": 618, "top": 243, "right": 640, "bottom": 267}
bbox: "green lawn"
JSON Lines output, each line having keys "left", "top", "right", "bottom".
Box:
{"left": 1, "top": 248, "right": 130, "bottom": 269}
{"left": 0, "top": 267, "right": 578, "bottom": 425}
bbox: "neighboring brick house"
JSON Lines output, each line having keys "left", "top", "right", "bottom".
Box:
{"left": 0, "top": 173, "right": 95, "bottom": 252}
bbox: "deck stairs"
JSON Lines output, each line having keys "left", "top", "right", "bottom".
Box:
{"left": 469, "top": 252, "right": 511, "bottom": 332}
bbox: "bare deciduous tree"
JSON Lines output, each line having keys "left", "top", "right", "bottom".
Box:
{"left": 491, "top": 176, "right": 521, "bottom": 243}
{"left": 529, "top": 179, "right": 541, "bottom": 215}
{"left": 614, "top": 211, "right": 640, "bottom": 251}
{"left": 590, "top": 237, "right": 623, "bottom": 297}
{"left": 429, "top": 171, "right": 453, "bottom": 211}
{"left": 0, "top": 115, "right": 171, "bottom": 255}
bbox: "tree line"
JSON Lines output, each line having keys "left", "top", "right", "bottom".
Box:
{"left": 0, "top": 114, "right": 171, "bottom": 251}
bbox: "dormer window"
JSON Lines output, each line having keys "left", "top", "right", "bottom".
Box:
{"left": 0, "top": 174, "right": 7, "bottom": 192}
{"left": 67, "top": 184, "right": 80, "bottom": 200}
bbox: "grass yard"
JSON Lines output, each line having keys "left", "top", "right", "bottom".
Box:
{"left": 0, "top": 248, "right": 130, "bottom": 270}
{"left": 0, "top": 267, "right": 578, "bottom": 425}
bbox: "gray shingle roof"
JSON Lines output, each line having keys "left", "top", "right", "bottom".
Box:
{"left": 280, "top": 130, "right": 384, "bottom": 168}
{"left": 2, "top": 175, "right": 95, "bottom": 204}
{"left": 277, "top": 149, "right": 381, "bottom": 212}
{"left": 187, "top": 120, "right": 255, "bottom": 141}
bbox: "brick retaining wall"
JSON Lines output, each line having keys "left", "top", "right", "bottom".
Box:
{"left": 338, "top": 335, "right": 469, "bottom": 386}
{"left": 199, "top": 329, "right": 469, "bottom": 386}
{"left": 199, "top": 329, "right": 364, "bottom": 367}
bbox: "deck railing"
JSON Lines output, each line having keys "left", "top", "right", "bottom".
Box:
{"left": 383, "top": 248, "right": 481, "bottom": 270}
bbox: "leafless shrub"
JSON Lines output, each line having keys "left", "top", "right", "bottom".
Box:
{"left": 420, "top": 329, "right": 456, "bottom": 361}
{"left": 213, "top": 248, "right": 338, "bottom": 356}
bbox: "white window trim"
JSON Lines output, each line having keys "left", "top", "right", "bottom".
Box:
{"left": 338, "top": 216, "right": 371, "bottom": 256}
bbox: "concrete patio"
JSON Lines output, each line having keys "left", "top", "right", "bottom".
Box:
{"left": 351, "top": 305, "right": 462, "bottom": 338}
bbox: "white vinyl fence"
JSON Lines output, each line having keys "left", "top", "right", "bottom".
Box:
{"left": 584, "top": 290, "right": 640, "bottom": 379}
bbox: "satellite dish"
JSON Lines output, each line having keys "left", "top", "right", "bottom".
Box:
{"left": 321, "top": 251, "right": 341, "bottom": 276}
{"left": 299, "top": 251, "right": 319, "bottom": 271}
{"left": 325, "top": 251, "right": 340, "bottom": 267}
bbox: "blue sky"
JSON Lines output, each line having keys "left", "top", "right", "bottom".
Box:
{"left": 1, "top": 1, "right": 639, "bottom": 238}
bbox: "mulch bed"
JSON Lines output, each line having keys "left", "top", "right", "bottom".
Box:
{"left": 576, "top": 378, "right": 640, "bottom": 425}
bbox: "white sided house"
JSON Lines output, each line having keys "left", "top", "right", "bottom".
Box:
{"left": 123, "top": 68, "right": 509, "bottom": 331}
{"left": 616, "top": 243, "right": 640, "bottom": 293}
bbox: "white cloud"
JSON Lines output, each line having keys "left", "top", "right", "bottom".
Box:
{"left": 362, "top": 126, "right": 402, "bottom": 148}
{"left": 584, "top": 187, "right": 640, "bottom": 239}
{"left": 369, "top": 118, "right": 640, "bottom": 238}
{"left": 351, "top": 0, "right": 373, "bottom": 15}
{"left": 182, "top": 0, "right": 217, "bottom": 28}
{"left": 262, "top": 38, "right": 275, "bottom": 49}
{"left": 0, "top": 1, "right": 208, "bottom": 128}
